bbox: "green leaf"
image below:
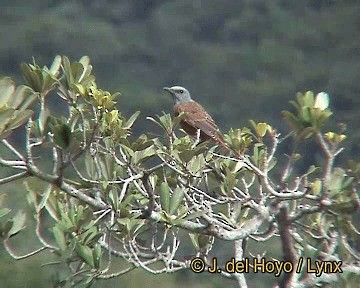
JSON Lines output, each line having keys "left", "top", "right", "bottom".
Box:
{"left": 101, "top": 180, "right": 109, "bottom": 191}
{"left": 8, "top": 210, "right": 26, "bottom": 238}
{"left": 120, "top": 144, "right": 135, "bottom": 158}
{"left": 179, "top": 150, "right": 195, "bottom": 163}
{"left": 85, "top": 151, "right": 96, "bottom": 179}
{"left": 312, "top": 179, "right": 322, "bottom": 195}
{"left": 304, "top": 91, "right": 314, "bottom": 107}
{"left": 8, "top": 110, "right": 33, "bottom": 130}
{"left": 189, "top": 233, "right": 199, "bottom": 249}
{"left": 218, "top": 212, "right": 235, "bottom": 226}
{"left": 81, "top": 226, "right": 98, "bottom": 245}
{"left": 0, "top": 109, "right": 14, "bottom": 130}
{"left": 132, "top": 145, "right": 156, "bottom": 164}
{"left": 301, "top": 106, "right": 311, "bottom": 122}
{"left": 75, "top": 206, "right": 85, "bottom": 224}
{"left": 53, "top": 226, "right": 67, "bottom": 250}
{"left": 224, "top": 167, "right": 237, "bottom": 193}
{"left": 248, "top": 119, "right": 257, "bottom": 131}
{"left": 15, "top": 86, "right": 37, "bottom": 111}
{"left": 146, "top": 116, "right": 161, "bottom": 127}
{"left": 282, "top": 111, "right": 302, "bottom": 132}
{"left": 75, "top": 243, "right": 95, "bottom": 268}
{"left": 127, "top": 219, "right": 145, "bottom": 234}
{"left": 172, "top": 112, "right": 185, "bottom": 128}
{"left": 188, "top": 154, "right": 205, "bottom": 174}
{"left": 21, "top": 64, "right": 42, "bottom": 92}
{"left": 37, "top": 184, "right": 52, "bottom": 212}
{"left": 71, "top": 62, "right": 85, "bottom": 83}
{"left": 0, "top": 208, "right": 11, "bottom": 218}
{"left": 93, "top": 244, "right": 102, "bottom": 269}
{"left": 49, "top": 55, "right": 62, "bottom": 76}
{"left": 79, "top": 55, "right": 90, "bottom": 67}
{"left": 62, "top": 56, "right": 73, "bottom": 86}
{"left": 124, "top": 111, "right": 140, "bottom": 129}
{"left": 147, "top": 113, "right": 173, "bottom": 134}
{"left": 53, "top": 124, "right": 72, "bottom": 149}
{"left": 71, "top": 83, "right": 86, "bottom": 95}
{"left": 256, "top": 123, "right": 268, "bottom": 137}
{"left": 328, "top": 168, "right": 346, "bottom": 195}
{"left": 160, "top": 182, "right": 170, "bottom": 213}
{"left": 41, "top": 72, "right": 55, "bottom": 93}
{"left": 38, "top": 108, "right": 50, "bottom": 134}
{"left": 0, "top": 78, "right": 15, "bottom": 105}
{"left": 170, "top": 188, "right": 186, "bottom": 215}
{"left": 158, "top": 113, "right": 172, "bottom": 131}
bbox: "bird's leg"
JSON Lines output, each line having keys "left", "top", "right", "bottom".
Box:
{"left": 191, "top": 129, "right": 201, "bottom": 149}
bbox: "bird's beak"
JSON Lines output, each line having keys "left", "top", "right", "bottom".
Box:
{"left": 163, "top": 87, "right": 173, "bottom": 94}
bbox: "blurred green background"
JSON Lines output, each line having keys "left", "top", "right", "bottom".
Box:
{"left": 0, "top": 0, "right": 359, "bottom": 287}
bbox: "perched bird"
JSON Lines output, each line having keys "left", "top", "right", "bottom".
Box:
{"left": 163, "top": 86, "right": 229, "bottom": 150}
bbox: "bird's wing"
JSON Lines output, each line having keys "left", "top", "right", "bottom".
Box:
{"left": 176, "top": 101, "right": 225, "bottom": 143}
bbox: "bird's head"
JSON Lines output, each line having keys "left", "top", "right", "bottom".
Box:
{"left": 163, "top": 86, "right": 192, "bottom": 105}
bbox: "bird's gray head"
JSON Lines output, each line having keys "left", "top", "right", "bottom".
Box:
{"left": 163, "top": 86, "right": 193, "bottom": 105}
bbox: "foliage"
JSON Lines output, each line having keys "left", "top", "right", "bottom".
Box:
{"left": 0, "top": 56, "right": 359, "bottom": 288}
{"left": 1, "top": 0, "right": 360, "bottom": 159}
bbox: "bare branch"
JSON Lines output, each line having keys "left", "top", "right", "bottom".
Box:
{"left": 0, "top": 171, "right": 28, "bottom": 185}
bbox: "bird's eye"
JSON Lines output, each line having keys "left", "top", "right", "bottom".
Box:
{"left": 179, "top": 89, "right": 184, "bottom": 94}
